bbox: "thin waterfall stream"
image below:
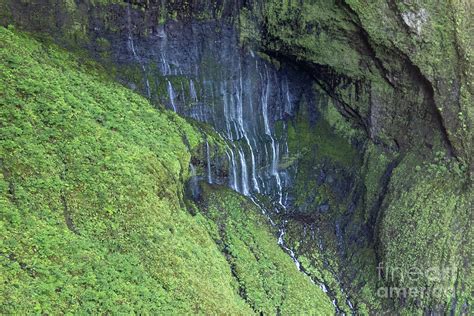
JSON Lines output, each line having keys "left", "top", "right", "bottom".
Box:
{"left": 124, "top": 19, "right": 354, "bottom": 314}
{"left": 126, "top": 4, "right": 151, "bottom": 99}
{"left": 205, "top": 140, "right": 213, "bottom": 184}
{"left": 247, "top": 196, "right": 346, "bottom": 314}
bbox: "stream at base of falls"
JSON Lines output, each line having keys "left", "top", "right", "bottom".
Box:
{"left": 248, "top": 196, "right": 355, "bottom": 315}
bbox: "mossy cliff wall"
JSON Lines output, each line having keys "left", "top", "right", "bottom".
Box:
{"left": 244, "top": 0, "right": 472, "bottom": 163}
{"left": 0, "top": 0, "right": 243, "bottom": 55}
{"left": 1, "top": 0, "right": 472, "bottom": 314}
{"left": 242, "top": 0, "right": 472, "bottom": 313}
{"left": 3, "top": 0, "right": 470, "bottom": 160}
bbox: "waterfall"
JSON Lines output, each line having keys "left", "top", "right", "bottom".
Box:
{"left": 247, "top": 197, "right": 339, "bottom": 311}
{"left": 180, "top": 81, "right": 186, "bottom": 105}
{"left": 206, "top": 140, "right": 212, "bottom": 184}
{"left": 221, "top": 82, "right": 232, "bottom": 138}
{"left": 235, "top": 63, "right": 245, "bottom": 137}
{"left": 247, "top": 137, "right": 260, "bottom": 193}
{"left": 227, "top": 61, "right": 261, "bottom": 195}
{"left": 261, "top": 66, "right": 283, "bottom": 205}
{"left": 161, "top": 53, "right": 171, "bottom": 75}
{"left": 123, "top": 13, "right": 292, "bottom": 203}
{"left": 276, "top": 217, "right": 344, "bottom": 313}
{"left": 227, "top": 148, "right": 238, "bottom": 191}
{"left": 126, "top": 5, "right": 151, "bottom": 98}
{"left": 190, "top": 79, "right": 198, "bottom": 102}
{"left": 283, "top": 75, "right": 292, "bottom": 115}
{"left": 238, "top": 147, "right": 249, "bottom": 196}
{"left": 277, "top": 222, "right": 301, "bottom": 271}
{"left": 167, "top": 80, "right": 177, "bottom": 112}
{"left": 261, "top": 67, "right": 271, "bottom": 136}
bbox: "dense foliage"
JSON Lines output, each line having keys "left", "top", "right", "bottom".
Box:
{"left": 1, "top": 0, "right": 472, "bottom": 314}
{"left": 0, "top": 27, "right": 331, "bottom": 314}
{"left": 197, "top": 183, "right": 334, "bottom": 314}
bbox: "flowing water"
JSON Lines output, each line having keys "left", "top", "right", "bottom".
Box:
{"left": 118, "top": 20, "right": 299, "bottom": 203}
{"left": 166, "top": 80, "right": 177, "bottom": 112}
{"left": 205, "top": 140, "right": 212, "bottom": 184}
{"left": 126, "top": 5, "right": 151, "bottom": 99}
{"left": 116, "top": 17, "right": 353, "bottom": 314}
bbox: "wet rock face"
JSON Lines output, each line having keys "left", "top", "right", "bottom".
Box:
{"left": 106, "top": 15, "right": 324, "bottom": 203}
{"left": 0, "top": 1, "right": 361, "bottom": 205}
{"left": 106, "top": 17, "right": 275, "bottom": 199}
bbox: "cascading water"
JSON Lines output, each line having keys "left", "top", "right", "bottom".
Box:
{"left": 206, "top": 140, "right": 212, "bottom": 184}
{"left": 116, "top": 17, "right": 352, "bottom": 314}
{"left": 126, "top": 5, "right": 151, "bottom": 98}
{"left": 250, "top": 198, "right": 340, "bottom": 312}
{"left": 226, "top": 148, "right": 238, "bottom": 191}
{"left": 238, "top": 147, "right": 250, "bottom": 196}
{"left": 259, "top": 65, "right": 284, "bottom": 205}
{"left": 126, "top": 22, "right": 293, "bottom": 203}
{"left": 166, "top": 80, "right": 177, "bottom": 112}
{"left": 189, "top": 79, "right": 198, "bottom": 103}
{"left": 277, "top": 222, "right": 301, "bottom": 271}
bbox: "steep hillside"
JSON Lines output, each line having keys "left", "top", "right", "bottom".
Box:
{"left": 0, "top": 27, "right": 332, "bottom": 314}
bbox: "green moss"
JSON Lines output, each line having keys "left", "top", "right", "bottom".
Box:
{"left": 253, "top": 0, "right": 365, "bottom": 78}
{"left": 360, "top": 143, "right": 392, "bottom": 220}
{"left": 249, "top": 0, "right": 472, "bottom": 164}
{"left": 290, "top": 237, "right": 354, "bottom": 314}
{"left": 378, "top": 153, "right": 472, "bottom": 311}
{"left": 239, "top": 7, "right": 261, "bottom": 47}
{"left": 0, "top": 27, "right": 255, "bottom": 314}
{"left": 288, "top": 93, "right": 358, "bottom": 168}
{"left": 197, "top": 184, "right": 334, "bottom": 315}
{"left": 94, "top": 37, "right": 111, "bottom": 58}
{"left": 343, "top": 0, "right": 472, "bottom": 162}
{"left": 315, "top": 119, "right": 358, "bottom": 166}
{"left": 320, "top": 95, "right": 361, "bottom": 140}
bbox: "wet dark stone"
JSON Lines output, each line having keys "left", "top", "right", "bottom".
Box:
{"left": 318, "top": 202, "right": 330, "bottom": 213}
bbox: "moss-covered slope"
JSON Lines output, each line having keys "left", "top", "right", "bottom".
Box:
{"left": 196, "top": 183, "right": 334, "bottom": 314}
{"left": 0, "top": 27, "right": 331, "bottom": 314}
{"left": 0, "top": 26, "right": 243, "bottom": 314}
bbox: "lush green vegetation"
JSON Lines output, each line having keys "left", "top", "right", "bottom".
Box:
{"left": 1, "top": 0, "right": 472, "bottom": 314}
{"left": 379, "top": 153, "right": 472, "bottom": 313}
{"left": 197, "top": 183, "right": 334, "bottom": 314}
{"left": 0, "top": 25, "right": 239, "bottom": 314}
{"left": 287, "top": 88, "right": 359, "bottom": 212}
{"left": 0, "top": 27, "right": 331, "bottom": 314}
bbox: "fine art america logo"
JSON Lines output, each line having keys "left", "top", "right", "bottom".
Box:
{"left": 376, "top": 262, "right": 457, "bottom": 299}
